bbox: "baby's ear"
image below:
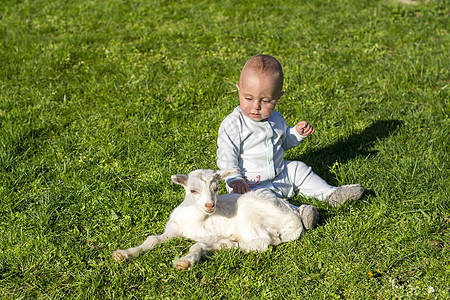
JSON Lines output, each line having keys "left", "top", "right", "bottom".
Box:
{"left": 236, "top": 84, "right": 240, "bottom": 91}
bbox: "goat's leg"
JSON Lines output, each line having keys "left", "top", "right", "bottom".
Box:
{"left": 113, "top": 226, "right": 179, "bottom": 262}
{"left": 279, "top": 223, "right": 305, "bottom": 243}
{"left": 238, "top": 238, "right": 272, "bottom": 252}
{"left": 173, "top": 242, "right": 212, "bottom": 270}
{"left": 112, "top": 234, "right": 162, "bottom": 262}
{"left": 212, "top": 238, "right": 239, "bottom": 250}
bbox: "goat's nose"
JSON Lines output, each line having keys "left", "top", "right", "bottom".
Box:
{"left": 205, "top": 203, "right": 214, "bottom": 208}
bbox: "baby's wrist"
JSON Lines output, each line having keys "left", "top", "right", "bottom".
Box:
{"left": 226, "top": 177, "right": 244, "bottom": 186}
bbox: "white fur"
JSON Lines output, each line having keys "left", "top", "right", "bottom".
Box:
{"left": 112, "top": 169, "right": 306, "bottom": 270}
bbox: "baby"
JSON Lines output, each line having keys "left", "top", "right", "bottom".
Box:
{"left": 217, "top": 55, "right": 364, "bottom": 208}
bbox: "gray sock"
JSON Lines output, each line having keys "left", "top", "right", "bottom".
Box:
{"left": 298, "top": 204, "right": 320, "bottom": 230}
{"left": 325, "top": 184, "right": 364, "bottom": 207}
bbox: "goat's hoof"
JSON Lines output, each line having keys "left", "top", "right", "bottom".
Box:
{"left": 174, "top": 259, "right": 191, "bottom": 270}
{"left": 112, "top": 250, "right": 128, "bottom": 262}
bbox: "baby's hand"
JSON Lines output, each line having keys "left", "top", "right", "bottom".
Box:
{"left": 296, "top": 121, "right": 315, "bottom": 137}
{"left": 229, "top": 179, "right": 250, "bottom": 194}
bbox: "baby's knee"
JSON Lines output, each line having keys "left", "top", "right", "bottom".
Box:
{"left": 286, "top": 160, "right": 311, "bottom": 173}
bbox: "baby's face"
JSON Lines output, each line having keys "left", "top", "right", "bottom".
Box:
{"left": 237, "top": 71, "right": 283, "bottom": 122}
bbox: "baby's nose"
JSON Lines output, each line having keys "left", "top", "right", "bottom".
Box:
{"left": 252, "top": 100, "right": 261, "bottom": 109}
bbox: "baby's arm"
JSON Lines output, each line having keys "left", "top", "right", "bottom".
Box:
{"left": 217, "top": 114, "right": 248, "bottom": 193}
{"left": 295, "top": 121, "right": 315, "bottom": 136}
{"left": 283, "top": 120, "right": 314, "bottom": 150}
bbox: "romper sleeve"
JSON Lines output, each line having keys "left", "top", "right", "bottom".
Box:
{"left": 282, "top": 125, "right": 306, "bottom": 151}
{"left": 217, "top": 115, "right": 243, "bottom": 184}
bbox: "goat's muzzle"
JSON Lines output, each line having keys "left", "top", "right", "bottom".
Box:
{"left": 204, "top": 203, "right": 215, "bottom": 214}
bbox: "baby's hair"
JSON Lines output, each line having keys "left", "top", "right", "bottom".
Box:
{"left": 240, "top": 55, "right": 284, "bottom": 85}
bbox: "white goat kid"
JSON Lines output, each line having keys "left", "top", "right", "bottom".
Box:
{"left": 112, "top": 169, "right": 318, "bottom": 270}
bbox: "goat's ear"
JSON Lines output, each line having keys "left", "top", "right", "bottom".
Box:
{"left": 214, "top": 169, "right": 238, "bottom": 181}
{"left": 171, "top": 174, "right": 188, "bottom": 186}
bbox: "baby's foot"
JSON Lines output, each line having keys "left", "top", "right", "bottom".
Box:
{"left": 298, "top": 204, "right": 319, "bottom": 230}
{"left": 325, "top": 184, "right": 364, "bottom": 207}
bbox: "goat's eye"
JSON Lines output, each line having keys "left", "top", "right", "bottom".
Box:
{"left": 190, "top": 189, "right": 199, "bottom": 194}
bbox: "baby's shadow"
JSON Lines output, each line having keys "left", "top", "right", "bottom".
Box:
{"left": 289, "top": 119, "right": 401, "bottom": 224}
{"left": 291, "top": 119, "right": 403, "bottom": 186}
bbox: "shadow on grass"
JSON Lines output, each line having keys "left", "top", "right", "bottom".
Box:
{"left": 290, "top": 119, "right": 402, "bottom": 225}
{"left": 293, "top": 119, "right": 403, "bottom": 186}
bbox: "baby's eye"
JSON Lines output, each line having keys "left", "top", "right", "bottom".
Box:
{"left": 262, "top": 99, "right": 276, "bottom": 105}
{"left": 245, "top": 97, "right": 253, "bottom": 101}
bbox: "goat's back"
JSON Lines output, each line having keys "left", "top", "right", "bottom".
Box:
{"left": 223, "top": 190, "right": 303, "bottom": 243}
{"left": 176, "top": 190, "right": 304, "bottom": 245}
{"left": 237, "top": 190, "right": 300, "bottom": 223}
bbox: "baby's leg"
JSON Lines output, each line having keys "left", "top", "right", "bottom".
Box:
{"left": 285, "top": 161, "right": 364, "bottom": 206}
{"left": 285, "top": 161, "right": 336, "bottom": 200}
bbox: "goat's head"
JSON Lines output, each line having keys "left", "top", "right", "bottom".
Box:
{"left": 171, "top": 169, "right": 236, "bottom": 214}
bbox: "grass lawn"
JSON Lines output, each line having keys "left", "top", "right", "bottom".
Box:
{"left": 0, "top": 0, "right": 449, "bottom": 298}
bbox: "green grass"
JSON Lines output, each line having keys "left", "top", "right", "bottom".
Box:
{"left": 0, "top": 0, "right": 448, "bottom": 298}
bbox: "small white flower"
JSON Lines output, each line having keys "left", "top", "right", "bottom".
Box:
{"left": 427, "top": 286, "right": 435, "bottom": 293}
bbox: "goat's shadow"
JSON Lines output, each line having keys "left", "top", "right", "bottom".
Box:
{"left": 288, "top": 119, "right": 403, "bottom": 224}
